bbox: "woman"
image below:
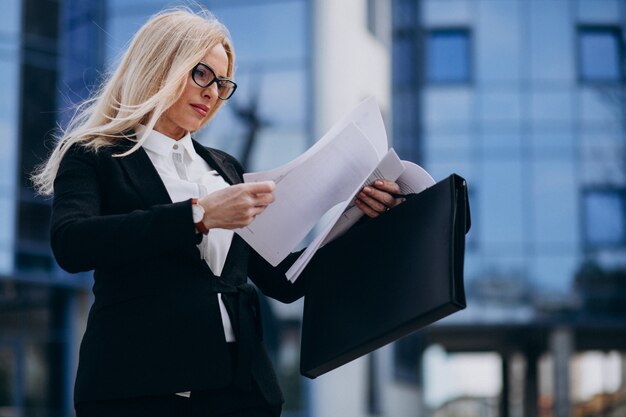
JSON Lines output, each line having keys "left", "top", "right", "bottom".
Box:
{"left": 33, "top": 7, "right": 402, "bottom": 417}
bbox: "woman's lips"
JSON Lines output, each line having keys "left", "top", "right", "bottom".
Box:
{"left": 190, "top": 104, "right": 208, "bottom": 117}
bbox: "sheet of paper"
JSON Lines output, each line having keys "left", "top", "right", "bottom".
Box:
{"left": 285, "top": 156, "right": 435, "bottom": 282}
{"left": 285, "top": 149, "right": 405, "bottom": 282}
{"left": 235, "top": 122, "right": 380, "bottom": 266}
{"left": 243, "top": 96, "right": 388, "bottom": 184}
{"left": 320, "top": 149, "right": 405, "bottom": 246}
{"left": 396, "top": 161, "right": 436, "bottom": 194}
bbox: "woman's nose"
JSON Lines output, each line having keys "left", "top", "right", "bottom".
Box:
{"left": 203, "top": 82, "right": 219, "bottom": 100}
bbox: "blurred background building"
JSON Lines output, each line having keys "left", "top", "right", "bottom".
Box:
{"left": 0, "top": 0, "right": 625, "bottom": 416}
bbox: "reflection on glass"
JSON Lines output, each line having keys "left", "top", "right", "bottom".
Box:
{"left": 213, "top": 2, "right": 306, "bottom": 65}
{"left": 578, "top": 27, "right": 623, "bottom": 82}
{"left": 426, "top": 29, "right": 471, "bottom": 83}
{"left": 583, "top": 189, "right": 626, "bottom": 247}
{"left": 0, "top": 0, "right": 20, "bottom": 36}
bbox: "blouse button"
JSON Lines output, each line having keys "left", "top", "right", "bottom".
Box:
{"left": 173, "top": 144, "right": 179, "bottom": 150}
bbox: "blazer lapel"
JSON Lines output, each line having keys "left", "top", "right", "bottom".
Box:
{"left": 115, "top": 141, "right": 173, "bottom": 207}
{"left": 115, "top": 138, "right": 243, "bottom": 209}
{"left": 192, "top": 140, "right": 242, "bottom": 185}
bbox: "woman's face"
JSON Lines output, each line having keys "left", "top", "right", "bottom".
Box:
{"left": 154, "top": 43, "right": 230, "bottom": 140}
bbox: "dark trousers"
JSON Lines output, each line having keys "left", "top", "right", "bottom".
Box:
{"left": 74, "top": 344, "right": 281, "bottom": 417}
{"left": 74, "top": 383, "right": 279, "bottom": 417}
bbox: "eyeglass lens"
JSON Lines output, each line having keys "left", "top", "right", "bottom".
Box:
{"left": 192, "top": 64, "right": 236, "bottom": 100}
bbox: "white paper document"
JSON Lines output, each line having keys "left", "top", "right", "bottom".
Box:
{"left": 233, "top": 97, "right": 435, "bottom": 282}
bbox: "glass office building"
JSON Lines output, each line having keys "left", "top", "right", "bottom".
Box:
{"left": 392, "top": 0, "right": 626, "bottom": 416}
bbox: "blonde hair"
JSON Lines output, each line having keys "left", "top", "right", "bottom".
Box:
{"left": 32, "top": 7, "right": 235, "bottom": 195}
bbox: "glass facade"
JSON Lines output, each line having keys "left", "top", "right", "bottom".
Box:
{"left": 401, "top": 0, "right": 626, "bottom": 296}
{"left": 0, "top": 0, "right": 21, "bottom": 275}
{"left": 392, "top": 0, "right": 626, "bottom": 416}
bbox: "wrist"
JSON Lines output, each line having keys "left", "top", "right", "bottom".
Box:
{"left": 191, "top": 198, "right": 209, "bottom": 235}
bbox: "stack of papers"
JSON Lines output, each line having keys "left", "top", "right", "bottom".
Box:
{"left": 234, "top": 97, "right": 435, "bottom": 281}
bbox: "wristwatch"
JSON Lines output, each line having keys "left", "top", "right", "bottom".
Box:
{"left": 191, "top": 198, "right": 209, "bottom": 235}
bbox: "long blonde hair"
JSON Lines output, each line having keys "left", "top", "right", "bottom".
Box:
{"left": 32, "top": 7, "right": 235, "bottom": 196}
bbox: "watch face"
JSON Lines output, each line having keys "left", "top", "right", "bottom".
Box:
{"left": 192, "top": 204, "right": 205, "bottom": 223}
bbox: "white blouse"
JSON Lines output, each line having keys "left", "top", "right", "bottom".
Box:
{"left": 138, "top": 125, "right": 236, "bottom": 343}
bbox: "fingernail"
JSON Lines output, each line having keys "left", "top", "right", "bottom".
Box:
{"left": 375, "top": 180, "right": 383, "bottom": 187}
{"left": 359, "top": 192, "right": 366, "bottom": 199}
{"left": 363, "top": 186, "right": 371, "bottom": 193}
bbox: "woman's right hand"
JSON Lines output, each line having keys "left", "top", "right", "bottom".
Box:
{"left": 198, "top": 181, "right": 275, "bottom": 230}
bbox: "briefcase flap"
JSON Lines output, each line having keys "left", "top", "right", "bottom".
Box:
{"left": 299, "top": 174, "right": 470, "bottom": 378}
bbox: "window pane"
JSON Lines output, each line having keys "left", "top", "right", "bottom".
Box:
{"left": 422, "top": 0, "right": 471, "bottom": 26}
{"left": 529, "top": 0, "right": 574, "bottom": 82}
{"left": 476, "top": 0, "right": 521, "bottom": 82}
{"left": 426, "top": 29, "right": 471, "bottom": 83}
{"left": 583, "top": 189, "right": 626, "bottom": 247}
{"left": 579, "top": 28, "right": 622, "bottom": 82}
{"left": 423, "top": 88, "right": 473, "bottom": 128}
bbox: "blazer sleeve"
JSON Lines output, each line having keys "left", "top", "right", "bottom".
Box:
{"left": 247, "top": 248, "right": 307, "bottom": 304}
{"left": 50, "top": 145, "right": 199, "bottom": 273}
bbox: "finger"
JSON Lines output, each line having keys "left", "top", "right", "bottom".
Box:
{"left": 253, "top": 192, "right": 275, "bottom": 207}
{"left": 244, "top": 180, "right": 276, "bottom": 194}
{"left": 362, "top": 186, "right": 397, "bottom": 208}
{"left": 372, "top": 179, "right": 401, "bottom": 195}
{"left": 357, "top": 190, "right": 388, "bottom": 213}
{"left": 354, "top": 198, "right": 379, "bottom": 218}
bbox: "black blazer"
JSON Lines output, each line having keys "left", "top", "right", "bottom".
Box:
{"left": 50, "top": 138, "right": 306, "bottom": 404}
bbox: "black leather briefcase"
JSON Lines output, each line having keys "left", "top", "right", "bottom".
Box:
{"left": 299, "top": 173, "right": 470, "bottom": 378}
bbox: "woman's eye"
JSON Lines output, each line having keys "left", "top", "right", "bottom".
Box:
{"left": 194, "top": 69, "right": 207, "bottom": 78}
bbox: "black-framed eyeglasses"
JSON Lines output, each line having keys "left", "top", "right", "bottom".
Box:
{"left": 191, "top": 62, "right": 237, "bottom": 100}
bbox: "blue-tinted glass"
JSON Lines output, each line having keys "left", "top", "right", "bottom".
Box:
{"left": 531, "top": 161, "right": 578, "bottom": 246}
{"left": 481, "top": 159, "right": 524, "bottom": 247}
{"left": 579, "top": 87, "right": 620, "bottom": 125}
{"left": 579, "top": 29, "right": 622, "bottom": 81}
{"left": 249, "top": 128, "right": 308, "bottom": 172}
{"left": 0, "top": 0, "right": 20, "bottom": 36}
{"left": 423, "top": 87, "right": 473, "bottom": 128}
{"left": 476, "top": 0, "right": 521, "bottom": 83}
{"left": 427, "top": 30, "right": 470, "bottom": 83}
{"left": 0, "top": 197, "right": 14, "bottom": 274}
{"left": 478, "top": 90, "right": 522, "bottom": 124}
{"left": 213, "top": 2, "right": 306, "bottom": 65}
{"left": 422, "top": 0, "right": 472, "bottom": 26}
{"left": 392, "top": 0, "right": 417, "bottom": 29}
{"left": 530, "top": 89, "right": 574, "bottom": 123}
{"left": 424, "top": 131, "right": 472, "bottom": 155}
{"left": 530, "top": 131, "right": 575, "bottom": 154}
{"left": 393, "top": 35, "right": 417, "bottom": 86}
{"left": 529, "top": 0, "right": 574, "bottom": 82}
{"left": 583, "top": 190, "right": 626, "bottom": 247}
{"left": 481, "top": 131, "right": 522, "bottom": 155}
{"left": 0, "top": 0, "right": 19, "bottom": 276}
{"left": 577, "top": 0, "right": 621, "bottom": 24}
{"left": 530, "top": 253, "right": 578, "bottom": 293}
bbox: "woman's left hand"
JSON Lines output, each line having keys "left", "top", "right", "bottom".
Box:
{"left": 354, "top": 179, "right": 404, "bottom": 218}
